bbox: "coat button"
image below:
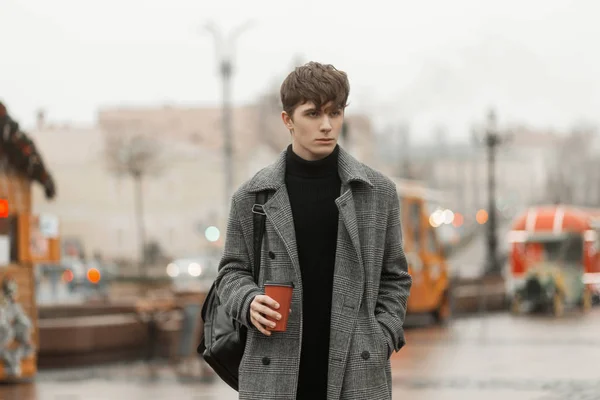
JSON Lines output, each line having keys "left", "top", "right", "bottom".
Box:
{"left": 262, "top": 356, "right": 271, "bottom": 366}
{"left": 268, "top": 251, "right": 275, "bottom": 259}
{"left": 361, "top": 351, "right": 370, "bottom": 360}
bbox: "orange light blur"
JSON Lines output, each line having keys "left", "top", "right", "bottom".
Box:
{"left": 476, "top": 209, "right": 489, "bottom": 225}
{"left": 0, "top": 199, "right": 8, "bottom": 218}
{"left": 87, "top": 268, "right": 101, "bottom": 284}
{"left": 62, "top": 269, "right": 74, "bottom": 283}
{"left": 452, "top": 213, "right": 464, "bottom": 227}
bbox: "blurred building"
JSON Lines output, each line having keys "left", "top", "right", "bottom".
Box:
{"left": 97, "top": 103, "right": 376, "bottom": 171}
{"left": 543, "top": 128, "right": 600, "bottom": 206}
{"left": 407, "top": 128, "right": 564, "bottom": 223}
{"left": 27, "top": 104, "right": 376, "bottom": 263}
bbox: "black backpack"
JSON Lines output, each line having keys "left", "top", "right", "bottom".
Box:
{"left": 197, "top": 191, "right": 268, "bottom": 391}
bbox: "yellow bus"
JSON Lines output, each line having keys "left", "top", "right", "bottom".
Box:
{"left": 393, "top": 179, "right": 451, "bottom": 324}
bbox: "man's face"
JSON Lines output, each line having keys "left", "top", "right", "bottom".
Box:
{"left": 281, "top": 101, "right": 344, "bottom": 161}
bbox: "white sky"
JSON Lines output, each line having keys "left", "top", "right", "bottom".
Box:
{"left": 1, "top": 0, "right": 599, "bottom": 141}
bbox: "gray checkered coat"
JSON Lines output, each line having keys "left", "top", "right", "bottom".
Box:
{"left": 215, "top": 146, "right": 412, "bottom": 400}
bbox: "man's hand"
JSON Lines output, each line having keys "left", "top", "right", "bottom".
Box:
{"left": 249, "top": 295, "right": 282, "bottom": 336}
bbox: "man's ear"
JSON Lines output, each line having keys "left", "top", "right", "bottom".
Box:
{"left": 281, "top": 111, "right": 294, "bottom": 131}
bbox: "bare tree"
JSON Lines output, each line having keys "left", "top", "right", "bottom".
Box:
{"left": 104, "top": 133, "right": 163, "bottom": 276}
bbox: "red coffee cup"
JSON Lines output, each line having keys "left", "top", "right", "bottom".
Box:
{"left": 264, "top": 281, "right": 294, "bottom": 332}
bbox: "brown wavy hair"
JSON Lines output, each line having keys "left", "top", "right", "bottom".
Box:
{"left": 280, "top": 62, "right": 350, "bottom": 118}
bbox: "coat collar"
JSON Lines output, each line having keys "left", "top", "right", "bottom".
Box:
{"left": 247, "top": 145, "right": 373, "bottom": 193}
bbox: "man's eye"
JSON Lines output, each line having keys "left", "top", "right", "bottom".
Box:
{"left": 308, "top": 111, "right": 319, "bottom": 117}
{"left": 331, "top": 111, "right": 341, "bottom": 117}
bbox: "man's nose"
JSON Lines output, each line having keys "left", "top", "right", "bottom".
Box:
{"left": 320, "top": 117, "right": 332, "bottom": 132}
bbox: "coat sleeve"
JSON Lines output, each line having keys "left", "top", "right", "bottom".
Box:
{"left": 214, "top": 197, "right": 263, "bottom": 329}
{"left": 375, "top": 189, "right": 413, "bottom": 356}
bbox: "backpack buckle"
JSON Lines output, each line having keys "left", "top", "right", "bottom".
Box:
{"left": 252, "top": 204, "right": 266, "bottom": 215}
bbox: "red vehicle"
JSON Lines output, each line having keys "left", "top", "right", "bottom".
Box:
{"left": 506, "top": 205, "right": 600, "bottom": 313}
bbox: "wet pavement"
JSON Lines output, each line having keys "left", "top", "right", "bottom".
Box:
{"left": 2, "top": 308, "right": 600, "bottom": 399}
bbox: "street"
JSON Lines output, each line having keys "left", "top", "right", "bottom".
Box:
{"left": 394, "top": 310, "right": 600, "bottom": 399}
{"left": 3, "top": 308, "right": 599, "bottom": 400}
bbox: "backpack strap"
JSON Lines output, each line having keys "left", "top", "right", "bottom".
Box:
{"left": 251, "top": 191, "right": 268, "bottom": 283}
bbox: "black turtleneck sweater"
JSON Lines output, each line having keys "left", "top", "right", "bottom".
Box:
{"left": 285, "top": 144, "right": 341, "bottom": 399}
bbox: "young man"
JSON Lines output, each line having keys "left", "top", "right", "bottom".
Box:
{"left": 215, "top": 62, "right": 412, "bottom": 400}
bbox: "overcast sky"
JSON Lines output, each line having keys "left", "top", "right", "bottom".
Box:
{"left": 1, "top": 0, "right": 599, "bottom": 141}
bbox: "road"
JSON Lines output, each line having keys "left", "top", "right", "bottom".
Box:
{"left": 3, "top": 308, "right": 599, "bottom": 399}
{"left": 392, "top": 309, "right": 600, "bottom": 399}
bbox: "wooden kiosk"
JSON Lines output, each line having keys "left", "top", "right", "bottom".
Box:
{"left": 0, "top": 102, "right": 58, "bottom": 380}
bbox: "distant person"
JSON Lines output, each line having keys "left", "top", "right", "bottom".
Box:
{"left": 215, "top": 62, "right": 412, "bottom": 399}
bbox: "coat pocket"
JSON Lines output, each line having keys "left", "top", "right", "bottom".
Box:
{"left": 342, "top": 320, "right": 389, "bottom": 392}
{"left": 375, "top": 322, "right": 392, "bottom": 360}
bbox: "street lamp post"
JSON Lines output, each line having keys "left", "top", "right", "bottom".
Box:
{"left": 470, "top": 127, "right": 480, "bottom": 212}
{"left": 482, "top": 109, "right": 514, "bottom": 275}
{"left": 473, "top": 109, "right": 511, "bottom": 276}
{"left": 485, "top": 110, "right": 500, "bottom": 275}
{"left": 204, "top": 21, "right": 253, "bottom": 207}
